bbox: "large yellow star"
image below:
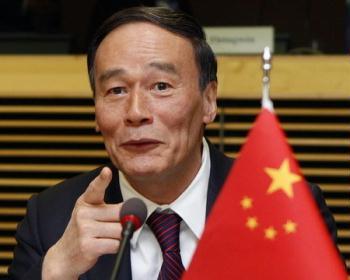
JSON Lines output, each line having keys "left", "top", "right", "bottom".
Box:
{"left": 265, "top": 159, "right": 301, "bottom": 198}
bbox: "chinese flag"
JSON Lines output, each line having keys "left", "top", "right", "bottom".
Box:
{"left": 183, "top": 108, "right": 347, "bottom": 280}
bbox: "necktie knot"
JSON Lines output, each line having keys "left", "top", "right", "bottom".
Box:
{"left": 147, "top": 211, "right": 182, "bottom": 253}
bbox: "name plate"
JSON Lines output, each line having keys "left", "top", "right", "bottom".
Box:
{"left": 204, "top": 26, "right": 274, "bottom": 54}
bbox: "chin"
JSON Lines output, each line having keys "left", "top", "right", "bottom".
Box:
{"left": 123, "top": 166, "right": 166, "bottom": 181}
{"left": 117, "top": 158, "right": 168, "bottom": 178}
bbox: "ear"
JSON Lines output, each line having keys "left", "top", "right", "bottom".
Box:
{"left": 95, "top": 121, "right": 100, "bottom": 133}
{"left": 202, "top": 81, "right": 217, "bottom": 124}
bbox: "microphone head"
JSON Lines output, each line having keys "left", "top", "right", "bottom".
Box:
{"left": 120, "top": 198, "right": 147, "bottom": 230}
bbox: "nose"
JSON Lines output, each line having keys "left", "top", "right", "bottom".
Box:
{"left": 124, "top": 90, "right": 153, "bottom": 126}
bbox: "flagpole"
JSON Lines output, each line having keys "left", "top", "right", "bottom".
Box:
{"left": 262, "top": 46, "right": 274, "bottom": 111}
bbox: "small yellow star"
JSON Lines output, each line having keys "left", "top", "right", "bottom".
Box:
{"left": 240, "top": 196, "right": 253, "bottom": 209}
{"left": 283, "top": 220, "right": 297, "bottom": 234}
{"left": 246, "top": 216, "right": 258, "bottom": 230}
{"left": 265, "top": 159, "right": 301, "bottom": 198}
{"left": 265, "top": 226, "right": 277, "bottom": 240}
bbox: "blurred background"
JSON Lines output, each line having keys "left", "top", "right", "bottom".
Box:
{"left": 0, "top": 0, "right": 349, "bottom": 278}
{"left": 0, "top": 0, "right": 348, "bottom": 54}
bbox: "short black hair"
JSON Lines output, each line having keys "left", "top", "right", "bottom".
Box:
{"left": 87, "top": 6, "right": 217, "bottom": 93}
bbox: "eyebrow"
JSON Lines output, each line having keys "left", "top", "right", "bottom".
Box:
{"left": 98, "top": 62, "right": 179, "bottom": 84}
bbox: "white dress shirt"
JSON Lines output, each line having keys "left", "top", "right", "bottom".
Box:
{"left": 119, "top": 138, "right": 211, "bottom": 280}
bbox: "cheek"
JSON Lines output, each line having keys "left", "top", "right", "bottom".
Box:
{"left": 95, "top": 103, "right": 121, "bottom": 135}
{"left": 157, "top": 97, "right": 204, "bottom": 136}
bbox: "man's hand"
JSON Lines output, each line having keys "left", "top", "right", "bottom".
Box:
{"left": 42, "top": 167, "right": 122, "bottom": 280}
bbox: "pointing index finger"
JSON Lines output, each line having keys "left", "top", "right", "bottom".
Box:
{"left": 82, "top": 167, "right": 112, "bottom": 205}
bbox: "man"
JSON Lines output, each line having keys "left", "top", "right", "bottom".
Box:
{"left": 8, "top": 6, "right": 336, "bottom": 280}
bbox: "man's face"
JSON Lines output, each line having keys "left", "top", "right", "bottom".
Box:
{"left": 94, "top": 22, "right": 216, "bottom": 182}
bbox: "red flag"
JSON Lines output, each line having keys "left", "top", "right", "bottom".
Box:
{"left": 184, "top": 109, "right": 347, "bottom": 280}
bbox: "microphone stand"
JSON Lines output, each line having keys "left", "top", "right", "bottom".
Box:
{"left": 110, "top": 222, "right": 135, "bottom": 280}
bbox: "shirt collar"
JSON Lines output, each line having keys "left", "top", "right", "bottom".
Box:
{"left": 119, "top": 138, "right": 211, "bottom": 247}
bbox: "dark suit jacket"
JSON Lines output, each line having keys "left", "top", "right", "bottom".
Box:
{"left": 7, "top": 145, "right": 337, "bottom": 279}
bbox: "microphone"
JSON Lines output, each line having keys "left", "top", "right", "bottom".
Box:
{"left": 110, "top": 198, "right": 147, "bottom": 280}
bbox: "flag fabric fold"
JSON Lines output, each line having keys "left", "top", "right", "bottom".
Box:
{"left": 183, "top": 108, "right": 347, "bottom": 280}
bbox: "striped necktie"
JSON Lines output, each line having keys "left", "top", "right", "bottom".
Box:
{"left": 147, "top": 211, "right": 185, "bottom": 280}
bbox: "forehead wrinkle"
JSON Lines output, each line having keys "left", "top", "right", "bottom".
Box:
{"left": 99, "top": 68, "right": 126, "bottom": 84}
{"left": 147, "top": 62, "right": 180, "bottom": 77}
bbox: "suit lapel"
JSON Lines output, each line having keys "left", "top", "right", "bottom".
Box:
{"left": 206, "top": 142, "right": 233, "bottom": 216}
{"left": 85, "top": 165, "right": 133, "bottom": 280}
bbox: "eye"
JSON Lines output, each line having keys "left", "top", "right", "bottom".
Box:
{"left": 153, "top": 82, "right": 171, "bottom": 92}
{"left": 107, "top": 87, "right": 127, "bottom": 95}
